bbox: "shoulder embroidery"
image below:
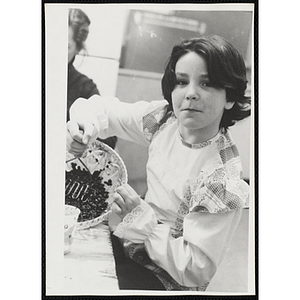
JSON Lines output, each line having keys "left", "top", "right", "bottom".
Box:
{"left": 142, "top": 105, "right": 174, "bottom": 142}
{"left": 189, "top": 166, "right": 247, "bottom": 214}
{"left": 215, "top": 129, "right": 240, "bottom": 165}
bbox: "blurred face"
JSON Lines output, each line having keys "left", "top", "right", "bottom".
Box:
{"left": 171, "top": 51, "right": 233, "bottom": 143}
{"left": 68, "top": 26, "right": 78, "bottom": 63}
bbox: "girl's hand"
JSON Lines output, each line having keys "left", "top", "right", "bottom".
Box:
{"left": 66, "top": 97, "right": 101, "bottom": 157}
{"left": 66, "top": 120, "right": 98, "bottom": 157}
{"left": 111, "top": 184, "right": 141, "bottom": 220}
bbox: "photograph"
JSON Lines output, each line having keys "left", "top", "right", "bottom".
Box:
{"left": 43, "top": 2, "right": 257, "bottom": 298}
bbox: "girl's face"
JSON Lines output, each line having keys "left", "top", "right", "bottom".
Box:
{"left": 68, "top": 26, "right": 79, "bottom": 63}
{"left": 171, "top": 51, "right": 234, "bottom": 143}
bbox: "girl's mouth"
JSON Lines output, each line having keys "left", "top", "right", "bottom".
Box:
{"left": 182, "top": 108, "right": 201, "bottom": 112}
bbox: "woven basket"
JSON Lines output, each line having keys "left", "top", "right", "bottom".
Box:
{"left": 65, "top": 139, "right": 127, "bottom": 230}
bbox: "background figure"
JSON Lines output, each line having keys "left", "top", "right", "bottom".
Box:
{"left": 67, "top": 8, "right": 117, "bottom": 148}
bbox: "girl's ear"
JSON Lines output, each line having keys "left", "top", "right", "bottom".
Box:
{"left": 225, "top": 101, "right": 234, "bottom": 110}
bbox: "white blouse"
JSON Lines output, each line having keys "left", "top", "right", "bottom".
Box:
{"left": 70, "top": 95, "right": 249, "bottom": 290}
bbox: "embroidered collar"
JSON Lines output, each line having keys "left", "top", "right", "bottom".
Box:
{"left": 178, "top": 130, "right": 221, "bottom": 149}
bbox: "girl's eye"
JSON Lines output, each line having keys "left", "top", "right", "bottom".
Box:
{"left": 176, "top": 79, "right": 187, "bottom": 86}
{"left": 202, "top": 81, "right": 212, "bottom": 87}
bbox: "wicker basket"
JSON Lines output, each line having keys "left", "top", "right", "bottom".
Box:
{"left": 65, "top": 139, "right": 127, "bottom": 230}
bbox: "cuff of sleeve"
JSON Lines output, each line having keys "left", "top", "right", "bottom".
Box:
{"left": 69, "top": 96, "right": 105, "bottom": 135}
{"left": 69, "top": 97, "right": 90, "bottom": 120}
{"left": 113, "top": 200, "right": 158, "bottom": 243}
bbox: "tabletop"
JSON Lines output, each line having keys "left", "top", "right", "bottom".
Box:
{"left": 63, "top": 222, "right": 119, "bottom": 294}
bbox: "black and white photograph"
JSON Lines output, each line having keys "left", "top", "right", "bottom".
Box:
{"left": 44, "top": 2, "right": 257, "bottom": 298}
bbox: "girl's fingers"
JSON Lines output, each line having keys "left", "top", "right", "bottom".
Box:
{"left": 66, "top": 130, "right": 87, "bottom": 156}
{"left": 111, "top": 201, "right": 122, "bottom": 215}
{"left": 116, "top": 184, "right": 136, "bottom": 198}
{"left": 67, "top": 120, "right": 84, "bottom": 143}
{"left": 116, "top": 186, "right": 130, "bottom": 200}
{"left": 112, "top": 192, "right": 127, "bottom": 210}
{"left": 66, "top": 120, "right": 98, "bottom": 156}
{"left": 81, "top": 121, "right": 98, "bottom": 144}
{"left": 111, "top": 185, "right": 141, "bottom": 220}
{"left": 67, "top": 119, "right": 99, "bottom": 145}
{"left": 116, "top": 184, "right": 140, "bottom": 206}
{"left": 120, "top": 184, "right": 137, "bottom": 195}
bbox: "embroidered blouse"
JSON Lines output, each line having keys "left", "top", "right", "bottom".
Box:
{"left": 70, "top": 95, "right": 249, "bottom": 291}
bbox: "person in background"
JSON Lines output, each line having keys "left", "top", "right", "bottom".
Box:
{"left": 66, "top": 35, "right": 250, "bottom": 291}
{"left": 67, "top": 8, "right": 117, "bottom": 149}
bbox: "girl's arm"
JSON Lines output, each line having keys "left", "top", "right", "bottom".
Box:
{"left": 69, "top": 95, "right": 168, "bottom": 146}
{"left": 113, "top": 200, "right": 243, "bottom": 288}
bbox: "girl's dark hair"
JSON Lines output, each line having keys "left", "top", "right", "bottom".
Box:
{"left": 69, "top": 9, "right": 91, "bottom": 52}
{"left": 161, "top": 35, "right": 251, "bottom": 129}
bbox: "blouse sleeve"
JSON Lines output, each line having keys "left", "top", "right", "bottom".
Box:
{"left": 70, "top": 95, "right": 169, "bottom": 146}
{"left": 113, "top": 199, "right": 243, "bottom": 288}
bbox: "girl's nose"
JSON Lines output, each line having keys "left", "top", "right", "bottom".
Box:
{"left": 185, "top": 84, "right": 199, "bottom": 101}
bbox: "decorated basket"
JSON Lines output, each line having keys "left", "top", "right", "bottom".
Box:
{"left": 65, "top": 139, "right": 127, "bottom": 230}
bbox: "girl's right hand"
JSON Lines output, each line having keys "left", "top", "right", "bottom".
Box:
{"left": 66, "top": 120, "right": 98, "bottom": 157}
{"left": 66, "top": 97, "right": 101, "bottom": 157}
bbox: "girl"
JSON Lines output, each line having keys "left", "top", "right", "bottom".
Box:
{"left": 66, "top": 35, "right": 251, "bottom": 291}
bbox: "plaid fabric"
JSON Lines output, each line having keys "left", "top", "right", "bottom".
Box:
{"left": 142, "top": 104, "right": 173, "bottom": 142}
{"left": 172, "top": 128, "right": 249, "bottom": 237}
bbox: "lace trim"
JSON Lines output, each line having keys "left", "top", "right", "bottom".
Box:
{"left": 115, "top": 204, "right": 145, "bottom": 236}
{"left": 178, "top": 130, "right": 221, "bottom": 149}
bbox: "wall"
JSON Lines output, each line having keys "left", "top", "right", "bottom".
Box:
{"left": 72, "top": 5, "right": 129, "bottom": 96}
{"left": 120, "top": 9, "right": 253, "bottom": 73}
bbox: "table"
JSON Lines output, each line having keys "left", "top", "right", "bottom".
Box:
{"left": 63, "top": 222, "right": 119, "bottom": 294}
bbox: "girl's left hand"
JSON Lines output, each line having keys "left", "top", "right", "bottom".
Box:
{"left": 111, "top": 184, "right": 141, "bottom": 220}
